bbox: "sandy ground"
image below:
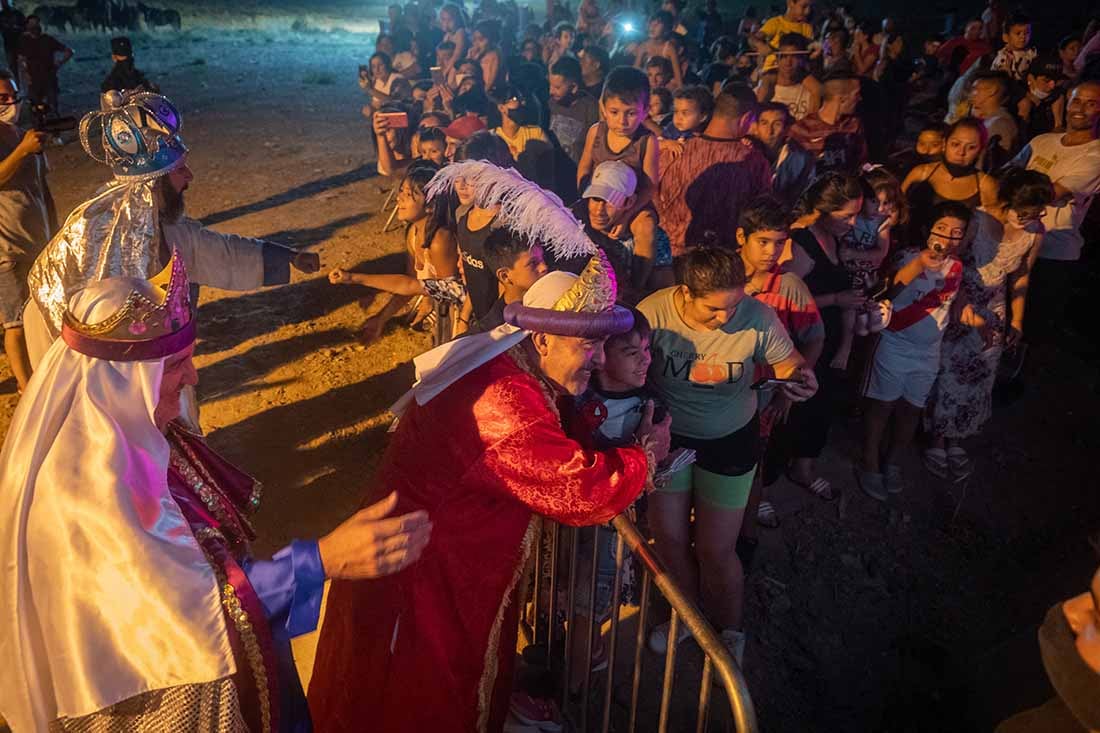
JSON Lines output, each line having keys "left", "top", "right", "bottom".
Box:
{"left": 3, "top": 25, "right": 1100, "bottom": 733}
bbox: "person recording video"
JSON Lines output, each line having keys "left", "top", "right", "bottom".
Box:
{"left": 0, "top": 68, "right": 55, "bottom": 394}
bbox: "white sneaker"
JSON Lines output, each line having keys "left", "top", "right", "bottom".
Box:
{"left": 720, "top": 628, "right": 746, "bottom": 667}
{"left": 647, "top": 620, "right": 691, "bottom": 654}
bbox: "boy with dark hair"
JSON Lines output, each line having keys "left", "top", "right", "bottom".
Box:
{"left": 473, "top": 231, "right": 548, "bottom": 331}
{"left": 991, "top": 12, "right": 1037, "bottom": 82}
{"left": 577, "top": 66, "right": 659, "bottom": 222}
{"left": 645, "top": 55, "right": 675, "bottom": 90}
{"left": 549, "top": 55, "right": 600, "bottom": 163}
{"left": 750, "top": 101, "right": 815, "bottom": 206}
{"left": 735, "top": 195, "right": 823, "bottom": 532}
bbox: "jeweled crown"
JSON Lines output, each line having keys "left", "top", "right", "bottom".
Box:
{"left": 80, "top": 91, "right": 187, "bottom": 181}
{"left": 61, "top": 250, "right": 195, "bottom": 361}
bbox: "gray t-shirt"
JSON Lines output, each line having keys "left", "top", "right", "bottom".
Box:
{"left": 638, "top": 287, "right": 795, "bottom": 439}
{"left": 0, "top": 125, "right": 51, "bottom": 264}
{"left": 549, "top": 92, "right": 599, "bottom": 164}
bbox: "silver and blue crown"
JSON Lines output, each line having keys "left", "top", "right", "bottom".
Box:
{"left": 79, "top": 91, "right": 188, "bottom": 182}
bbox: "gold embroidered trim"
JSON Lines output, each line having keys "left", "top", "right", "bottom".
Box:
{"left": 170, "top": 440, "right": 255, "bottom": 544}
{"left": 476, "top": 515, "right": 541, "bottom": 733}
{"left": 195, "top": 533, "right": 273, "bottom": 733}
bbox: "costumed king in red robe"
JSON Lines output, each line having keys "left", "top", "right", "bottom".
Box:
{"left": 0, "top": 254, "right": 431, "bottom": 732}
{"left": 308, "top": 161, "right": 671, "bottom": 733}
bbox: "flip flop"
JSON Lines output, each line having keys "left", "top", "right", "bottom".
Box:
{"left": 756, "top": 500, "right": 780, "bottom": 528}
{"left": 947, "top": 446, "right": 972, "bottom": 482}
{"left": 787, "top": 472, "right": 837, "bottom": 502}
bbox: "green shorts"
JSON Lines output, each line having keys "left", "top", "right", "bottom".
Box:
{"left": 661, "top": 464, "right": 756, "bottom": 509}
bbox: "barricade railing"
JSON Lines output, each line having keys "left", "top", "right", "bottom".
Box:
{"left": 520, "top": 514, "right": 758, "bottom": 733}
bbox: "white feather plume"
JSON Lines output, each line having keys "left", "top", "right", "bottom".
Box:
{"left": 425, "top": 160, "right": 597, "bottom": 260}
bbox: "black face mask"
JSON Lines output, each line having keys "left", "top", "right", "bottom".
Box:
{"left": 942, "top": 157, "right": 976, "bottom": 178}
{"left": 506, "top": 105, "right": 538, "bottom": 126}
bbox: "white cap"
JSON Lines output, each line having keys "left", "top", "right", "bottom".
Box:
{"left": 582, "top": 161, "right": 638, "bottom": 208}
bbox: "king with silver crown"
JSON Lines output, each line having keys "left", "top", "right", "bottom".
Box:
{"left": 21, "top": 89, "right": 321, "bottom": 376}
{"left": 0, "top": 253, "right": 434, "bottom": 732}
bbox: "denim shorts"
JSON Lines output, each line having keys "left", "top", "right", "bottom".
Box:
{"left": 0, "top": 258, "right": 31, "bottom": 329}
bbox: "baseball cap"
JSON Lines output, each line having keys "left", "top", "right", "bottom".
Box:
{"left": 111, "top": 36, "right": 132, "bottom": 57}
{"left": 582, "top": 161, "right": 638, "bottom": 208}
{"left": 442, "top": 113, "right": 487, "bottom": 140}
{"left": 1030, "top": 53, "right": 1066, "bottom": 81}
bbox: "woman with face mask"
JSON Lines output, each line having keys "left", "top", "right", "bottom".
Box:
{"left": 0, "top": 69, "right": 53, "bottom": 393}
{"left": 902, "top": 117, "right": 1000, "bottom": 238}
{"left": 923, "top": 168, "right": 1053, "bottom": 481}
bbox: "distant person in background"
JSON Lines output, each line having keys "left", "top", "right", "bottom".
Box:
{"left": 101, "top": 36, "right": 156, "bottom": 94}
{"left": 968, "top": 70, "right": 1019, "bottom": 163}
{"left": 548, "top": 55, "right": 599, "bottom": 164}
{"left": 0, "top": 0, "right": 25, "bottom": 76}
{"left": 935, "top": 19, "right": 991, "bottom": 75}
{"left": 578, "top": 43, "right": 608, "bottom": 98}
{"left": 16, "top": 14, "right": 71, "bottom": 114}
{"left": 0, "top": 68, "right": 52, "bottom": 393}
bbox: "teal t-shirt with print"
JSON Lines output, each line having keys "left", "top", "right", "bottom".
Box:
{"left": 638, "top": 287, "right": 795, "bottom": 439}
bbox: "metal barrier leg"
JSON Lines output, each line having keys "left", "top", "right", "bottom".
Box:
{"left": 696, "top": 655, "right": 713, "bottom": 733}
{"left": 600, "top": 530, "right": 626, "bottom": 733}
{"left": 658, "top": 610, "right": 680, "bottom": 733}
{"left": 628, "top": 570, "right": 651, "bottom": 733}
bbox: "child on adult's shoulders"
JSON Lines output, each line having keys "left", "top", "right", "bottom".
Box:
{"left": 658, "top": 85, "right": 714, "bottom": 163}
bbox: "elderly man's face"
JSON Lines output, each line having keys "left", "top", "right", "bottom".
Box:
{"left": 533, "top": 333, "right": 607, "bottom": 395}
{"left": 154, "top": 343, "right": 198, "bottom": 431}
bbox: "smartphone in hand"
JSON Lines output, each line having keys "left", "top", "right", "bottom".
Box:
{"left": 375, "top": 111, "right": 409, "bottom": 128}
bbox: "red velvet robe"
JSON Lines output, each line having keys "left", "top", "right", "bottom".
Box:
{"left": 307, "top": 348, "right": 651, "bottom": 732}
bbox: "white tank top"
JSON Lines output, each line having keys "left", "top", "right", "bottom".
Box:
{"left": 772, "top": 82, "right": 811, "bottom": 120}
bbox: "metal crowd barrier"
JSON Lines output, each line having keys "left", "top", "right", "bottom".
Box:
{"left": 520, "top": 515, "right": 758, "bottom": 733}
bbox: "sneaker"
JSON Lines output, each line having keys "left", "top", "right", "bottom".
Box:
{"left": 647, "top": 620, "right": 691, "bottom": 655}
{"left": 883, "top": 464, "right": 904, "bottom": 494}
{"left": 508, "top": 692, "right": 563, "bottom": 732}
{"left": 854, "top": 466, "right": 887, "bottom": 502}
{"left": 720, "top": 628, "right": 746, "bottom": 667}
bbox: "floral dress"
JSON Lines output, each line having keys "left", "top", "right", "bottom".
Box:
{"left": 925, "top": 210, "right": 1039, "bottom": 439}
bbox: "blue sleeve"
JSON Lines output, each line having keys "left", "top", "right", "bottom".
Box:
{"left": 242, "top": 540, "right": 326, "bottom": 640}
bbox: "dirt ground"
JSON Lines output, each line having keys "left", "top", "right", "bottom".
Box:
{"left": 3, "top": 21, "right": 1100, "bottom": 733}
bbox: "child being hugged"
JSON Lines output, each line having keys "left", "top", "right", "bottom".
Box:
{"left": 856, "top": 202, "right": 971, "bottom": 500}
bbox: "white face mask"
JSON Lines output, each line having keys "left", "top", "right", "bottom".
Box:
{"left": 1030, "top": 86, "right": 1051, "bottom": 100}
{"left": 0, "top": 102, "right": 20, "bottom": 125}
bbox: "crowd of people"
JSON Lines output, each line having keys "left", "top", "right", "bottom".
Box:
{"left": 3, "top": 0, "right": 1100, "bottom": 730}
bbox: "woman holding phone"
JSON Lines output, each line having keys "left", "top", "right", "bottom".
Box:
{"left": 637, "top": 247, "right": 817, "bottom": 664}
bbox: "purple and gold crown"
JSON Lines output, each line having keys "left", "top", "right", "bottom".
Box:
{"left": 61, "top": 250, "right": 196, "bottom": 362}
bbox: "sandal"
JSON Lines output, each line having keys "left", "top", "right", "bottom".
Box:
{"left": 923, "top": 448, "right": 949, "bottom": 479}
{"left": 756, "top": 500, "right": 780, "bottom": 528}
{"left": 787, "top": 473, "right": 837, "bottom": 502}
{"left": 947, "top": 446, "right": 972, "bottom": 482}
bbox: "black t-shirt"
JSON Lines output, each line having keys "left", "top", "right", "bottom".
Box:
{"left": 17, "top": 31, "right": 64, "bottom": 78}
{"left": 456, "top": 209, "right": 500, "bottom": 322}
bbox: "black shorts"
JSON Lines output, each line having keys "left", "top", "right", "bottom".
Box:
{"left": 670, "top": 414, "right": 760, "bottom": 478}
